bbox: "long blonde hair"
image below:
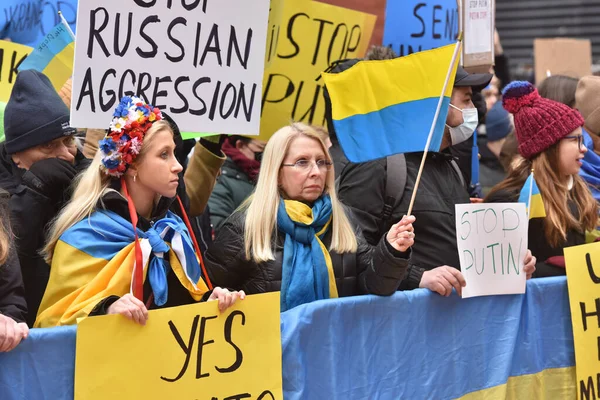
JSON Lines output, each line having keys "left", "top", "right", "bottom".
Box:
{"left": 486, "top": 145, "right": 598, "bottom": 247}
{"left": 0, "top": 195, "right": 11, "bottom": 265}
{"left": 244, "top": 122, "right": 357, "bottom": 262}
{"left": 43, "top": 120, "right": 173, "bottom": 263}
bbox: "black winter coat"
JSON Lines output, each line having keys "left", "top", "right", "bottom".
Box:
{"left": 204, "top": 207, "right": 409, "bottom": 298}
{"left": 0, "top": 189, "right": 27, "bottom": 323}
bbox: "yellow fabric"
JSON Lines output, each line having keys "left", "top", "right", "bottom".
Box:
{"left": 35, "top": 240, "right": 209, "bottom": 328}
{"left": 321, "top": 43, "right": 458, "bottom": 120}
{"left": 41, "top": 42, "right": 74, "bottom": 91}
{"left": 458, "top": 367, "right": 576, "bottom": 399}
{"left": 283, "top": 200, "right": 338, "bottom": 299}
{"left": 529, "top": 192, "right": 546, "bottom": 219}
{"left": 184, "top": 141, "right": 226, "bottom": 217}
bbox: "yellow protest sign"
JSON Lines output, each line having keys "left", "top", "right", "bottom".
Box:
{"left": 0, "top": 40, "right": 32, "bottom": 102}
{"left": 265, "top": 0, "right": 284, "bottom": 68}
{"left": 74, "top": 292, "right": 282, "bottom": 400}
{"left": 565, "top": 242, "right": 600, "bottom": 400}
{"left": 259, "top": 0, "right": 376, "bottom": 141}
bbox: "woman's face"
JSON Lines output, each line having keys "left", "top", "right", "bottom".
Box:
{"left": 557, "top": 127, "right": 586, "bottom": 177}
{"left": 279, "top": 136, "right": 329, "bottom": 204}
{"left": 135, "top": 129, "right": 183, "bottom": 198}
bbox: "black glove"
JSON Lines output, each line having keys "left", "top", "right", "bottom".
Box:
{"left": 22, "top": 158, "right": 78, "bottom": 201}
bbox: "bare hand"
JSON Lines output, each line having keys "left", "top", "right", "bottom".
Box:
{"left": 523, "top": 250, "right": 536, "bottom": 280}
{"left": 386, "top": 215, "right": 416, "bottom": 253}
{"left": 0, "top": 314, "right": 28, "bottom": 352}
{"left": 419, "top": 266, "right": 466, "bottom": 297}
{"left": 208, "top": 287, "right": 246, "bottom": 313}
{"left": 107, "top": 294, "right": 149, "bottom": 325}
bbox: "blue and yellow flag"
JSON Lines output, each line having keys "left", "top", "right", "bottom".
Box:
{"left": 518, "top": 172, "right": 546, "bottom": 219}
{"left": 321, "top": 43, "right": 459, "bottom": 162}
{"left": 18, "top": 22, "right": 74, "bottom": 92}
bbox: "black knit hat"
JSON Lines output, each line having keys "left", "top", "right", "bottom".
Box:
{"left": 4, "top": 70, "right": 76, "bottom": 154}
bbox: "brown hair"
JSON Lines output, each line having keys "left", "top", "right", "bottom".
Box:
{"left": 486, "top": 143, "right": 598, "bottom": 247}
{"left": 538, "top": 75, "right": 579, "bottom": 108}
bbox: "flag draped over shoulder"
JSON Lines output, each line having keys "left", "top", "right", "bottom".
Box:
{"left": 321, "top": 44, "right": 459, "bottom": 162}
{"left": 18, "top": 22, "right": 74, "bottom": 91}
{"left": 35, "top": 210, "right": 209, "bottom": 328}
{"left": 518, "top": 172, "right": 546, "bottom": 219}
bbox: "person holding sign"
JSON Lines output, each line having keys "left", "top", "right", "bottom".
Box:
{"left": 204, "top": 123, "right": 415, "bottom": 311}
{"left": 486, "top": 81, "right": 598, "bottom": 277}
{"left": 35, "top": 96, "right": 243, "bottom": 327}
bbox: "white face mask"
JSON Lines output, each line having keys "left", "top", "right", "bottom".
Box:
{"left": 446, "top": 104, "right": 478, "bottom": 145}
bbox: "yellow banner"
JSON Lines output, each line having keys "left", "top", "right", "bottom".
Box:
{"left": 259, "top": 0, "right": 376, "bottom": 141}
{"left": 565, "top": 242, "right": 600, "bottom": 400}
{"left": 0, "top": 40, "right": 32, "bottom": 102}
{"left": 75, "top": 292, "right": 282, "bottom": 400}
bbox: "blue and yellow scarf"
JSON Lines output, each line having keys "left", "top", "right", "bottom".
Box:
{"left": 277, "top": 195, "right": 338, "bottom": 312}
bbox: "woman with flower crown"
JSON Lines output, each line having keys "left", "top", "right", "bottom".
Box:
{"left": 34, "top": 96, "right": 243, "bottom": 328}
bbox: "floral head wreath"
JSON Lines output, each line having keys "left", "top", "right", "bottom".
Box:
{"left": 99, "top": 96, "right": 163, "bottom": 177}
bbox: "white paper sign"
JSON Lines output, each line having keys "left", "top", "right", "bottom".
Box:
{"left": 71, "top": 0, "right": 270, "bottom": 134}
{"left": 455, "top": 203, "right": 528, "bottom": 298}
{"left": 464, "top": 0, "right": 493, "bottom": 55}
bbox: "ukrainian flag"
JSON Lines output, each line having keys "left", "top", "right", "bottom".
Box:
{"left": 321, "top": 44, "right": 459, "bottom": 162}
{"left": 18, "top": 22, "right": 74, "bottom": 92}
{"left": 518, "top": 172, "right": 546, "bottom": 219}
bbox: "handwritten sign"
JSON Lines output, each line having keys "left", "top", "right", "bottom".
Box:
{"left": 75, "top": 292, "right": 282, "bottom": 400}
{"left": 455, "top": 203, "right": 528, "bottom": 298}
{"left": 0, "top": 40, "right": 32, "bottom": 102}
{"left": 565, "top": 242, "right": 600, "bottom": 400}
{"left": 383, "top": 0, "right": 458, "bottom": 57}
{"left": 259, "top": 0, "right": 375, "bottom": 141}
{"left": 71, "top": 0, "right": 270, "bottom": 136}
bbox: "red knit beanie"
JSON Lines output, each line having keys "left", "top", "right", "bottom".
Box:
{"left": 502, "top": 81, "right": 584, "bottom": 159}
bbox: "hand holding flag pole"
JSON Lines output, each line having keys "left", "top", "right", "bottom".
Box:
{"left": 407, "top": 34, "right": 463, "bottom": 216}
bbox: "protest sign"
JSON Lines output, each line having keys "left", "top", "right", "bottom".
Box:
{"left": 75, "top": 292, "right": 282, "bottom": 400}
{"left": 455, "top": 203, "right": 528, "bottom": 298}
{"left": 534, "top": 38, "right": 592, "bottom": 84}
{"left": 259, "top": 0, "right": 376, "bottom": 141}
{"left": 461, "top": 0, "right": 494, "bottom": 69}
{"left": 0, "top": 40, "right": 32, "bottom": 102}
{"left": 71, "top": 0, "right": 270, "bottom": 136}
{"left": 565, "top": 242, "right": 600, "bottom": 400}
{"left": 383, "top": 0, "right": 459, "bottom": 57}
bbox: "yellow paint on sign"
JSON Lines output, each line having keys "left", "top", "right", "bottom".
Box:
{"left": 0, "top": 40, "right": 32, "bottom": 102}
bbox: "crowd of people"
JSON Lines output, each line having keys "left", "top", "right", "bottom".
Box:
{"left": 0, "top": 40, "right": 598, "bottom": 353}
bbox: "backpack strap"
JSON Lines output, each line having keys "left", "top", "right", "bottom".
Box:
{"left": 449, "top": 159, "right": 467, "bottom": 190}
{"left": 380, "top": 153, "right": 407, "bottom": 236}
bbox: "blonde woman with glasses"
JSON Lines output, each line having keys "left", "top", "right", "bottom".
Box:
{"left": 205, "top": 123, "right": 416, "bottom": 312}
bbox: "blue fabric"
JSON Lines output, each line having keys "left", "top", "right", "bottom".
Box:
{"left": 580, "top": 128, "right": 600, "bottom": 202}
{"left": 333, "top": 97, "right": 450, "bottom": 163}
{"left": 471, "top": 129, "right": 480, "bottom": 184}
{"left": 60, "top": 210, "right": 202, "bottom": 307}
{"left": 277, "top": 196, "right": 333, "bottom": 312}
{"left": 0, "top": 278, "right": 575, "bottom": 400}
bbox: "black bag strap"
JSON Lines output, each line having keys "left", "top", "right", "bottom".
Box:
{"left": 381, "top": 153, "right": 407, "bottom": 235}
{"left": 449, "top": 159, "right": 467, "bottom": 190}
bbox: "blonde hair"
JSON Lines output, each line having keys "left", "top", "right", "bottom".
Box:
{"left": 0, "top": 200, "right": 11, "bottom": 265}
{"left": 43, "top": 120, "right": 173, "bottom": 263}
{"left": 244, "top": 122, "right": 357, "bottom": 262}
{"left": 486, "top": 145, "right": 598, "bottom": 247}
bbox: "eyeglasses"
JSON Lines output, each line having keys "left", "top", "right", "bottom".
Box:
{"left": 281, "top": 159, "right": 332, "bottom": 172}
{"left": 564, "top": 135, "right": 584, "bottom": 150}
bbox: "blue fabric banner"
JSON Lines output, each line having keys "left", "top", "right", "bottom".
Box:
{"left": 0, "top": 277, "right": 575, "bottom": 400}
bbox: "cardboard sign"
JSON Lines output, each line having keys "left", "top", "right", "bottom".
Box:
{"left": 534, "top": 38, "right": 592, "bottom": 84}
{"left": 461, "top": 0, "right": 494, "bottom": 68}
{"left": 455, "top": 203, "right": 528, "bottom": 298}
{"left": 565, "top": 242, "right": 600, "bottom": 400}
{"left": 259, "top": 0, "right": 376, "bottom": 141}
{"left": 75, "top": 292, "right": 282, "bottom": 400}
{"left": 0, "top": 40, "right": 32, "bottom": 102}
{"left": 71, "top": 0, "right": 270, "bottom": 136}
{"left": 383, "top": 0, "right": 459, "bottom": 57}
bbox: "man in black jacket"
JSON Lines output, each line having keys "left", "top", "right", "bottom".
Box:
{"left": 0, "top": 70, "right": 89, "bottom": 326}
{"left": 333, "top": 67, "right": 536, "bottom": 296}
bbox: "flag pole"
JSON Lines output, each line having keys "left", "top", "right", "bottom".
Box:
{"left": 407, "top": 35, "right": 463, "bottom": 216}
{"left": 58, "top": 11, "right": 76, "bottom": 41}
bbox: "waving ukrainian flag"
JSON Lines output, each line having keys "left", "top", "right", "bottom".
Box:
{"left": 519, "top": 171, "right": 546, "bottom": 219}
{"left": 321, "top": 44, "right": 459, "bottom": 162}
{"left": 18, "top": 22, "right": 74, "bottom": 91}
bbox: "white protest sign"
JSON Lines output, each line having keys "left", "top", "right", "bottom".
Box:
{"left": 71, "top": 0, "right": 270, "bottom": 135}
{"left": 455, "top": 203, "right": 528, "bottom": 298}
{"left": 463, "top": 0, "right": 493, "bottom": 55}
